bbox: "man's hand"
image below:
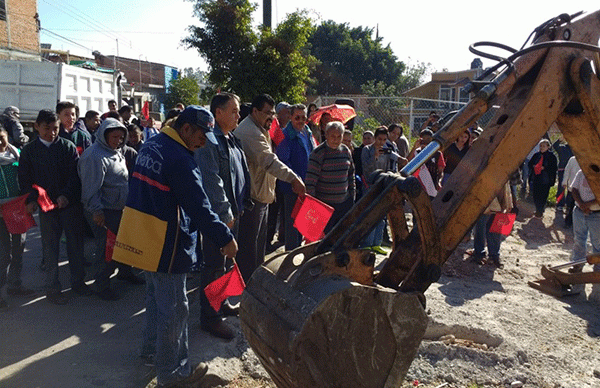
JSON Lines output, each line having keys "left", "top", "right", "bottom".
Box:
{"left": 26, "top": 202, "right": 38, "bottom": 214}
{"left": 226, "top": 218, "right": 235, "bottom": 229}
{"left": 291, "top": 178, "right": 306, "bottom": 197}
{"left": 220, "top": 238, "right": 238, "bottom": 259}
{"left": 56, "top": 195, "right": 69, "bottom": 209}
{"left": 93, "top": 211, "right": 105, "bottom": 227}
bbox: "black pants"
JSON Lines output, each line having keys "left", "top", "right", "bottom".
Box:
{"left": 237, "top": 201, "right": 268, "bottom": 282}
{"left": 38, "top": 204, "right": 86, "bottom": 292}
{"left": 532, "top": 181, "right": 551, "bottom": 214}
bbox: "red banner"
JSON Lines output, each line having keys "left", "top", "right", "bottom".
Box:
{"left": 33, "top": 184, "right": 56, "bottom": 212}
{"left": 204, "top": 263, "right": 246, "bottom": 312}
{"left": 0, "top": 194, "right": 36, "bottom": 234}
{"left": 293, "top": 194, "right": 334, "bottom": 243}
{"left": 489, "top": 212, "right": 516, "bottom": 236}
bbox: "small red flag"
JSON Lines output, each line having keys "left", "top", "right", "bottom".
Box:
{"left": 141, "top": 101, "right": 150, "bottom": 120}
{"left": 489, "top": 212, "right": 516, "bottom": 235}
{"left": 269, "top": 118, "right": 285, "bottom": 146}
{"left": 204, "top": 263, "right": 246, "bottom": 312}
{"left": 533, "top": 155, "right": 544, "bottom": 175}
{"left": 33, "top": 184, "right": 56, "bottom": 212}
{"left": 293, "top": 194, "right": 334, "bottom": 243}
{"left": 0, "top": 194, "right": 37, "bottom": 234}
{"left": 105, "top": 228, "right": 116, "bottom": 262}
{"left": 556, "top": 191, "right": 564, "bottom": 204}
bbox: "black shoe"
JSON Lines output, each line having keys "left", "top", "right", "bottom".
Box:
{"left": 568, "top": 264, "right": 584, "bottom": 273}
{"left": 0, "top": 297, "right": 8, "bottom": 310}
{"left": 96, "top": 288, "right": 120, "bottom": 301}
{"left": 7, "top": 286, "right": 36, "bottom": 296}
{"left": 472, "top": 255, "right": 486, "bottom": 265}
{"left": 221, "top": 301, "right": 239, "bottom": 317}
{"left": 140, "top": 354, "right": 155, "bottom": 367}
{"left": 117, "top": 272, "right": 145, "bottom": 285}
{"left": 46, "top": 291, "right": 68, "bottom": 305}
{"left": 490, "top": 256, "right": 503, "bottom": 269}
{"left": 201, "top": 319, "right": 235, "bottom": 340}
{"left": 72, "top": 283, "right": 94, "bottom": 296}
{"left": 39, "top": 261, "right": 47, "bottom": 272}
{"left": 158, "top": 362, "right": 208, "bottom": 388}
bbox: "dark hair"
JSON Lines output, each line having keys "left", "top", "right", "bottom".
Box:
{"left": 56, "top": 101, "right": 76, "bottom": 114}
{"left": 104, "top": 126, "right": 126, "bottom": 144}
{"left": 419, "top": 128, "right": 434, "bottom": 138}
{"left": 127, "top": 123, "right": 142, "bottom": 133}
{"left": 239, "top": 103, "right": 252, "bottom": 122}
{"left": 108, "top": 99, "right": 117, "bottom": 105}
{"left": 290, "top": 104, "right": 306, "bottom": 117}
{"left": 166, "top": 108, "right": 181, "bottom": 121}
{"left": 106, "top": 111, "right": 121, "bottom": 120}
{"left": 118, "top": 105, "right": 132, "bottom": 115}
{"left": 388, "top": 123, "right": 403, "bottom": 136}
{"left": 374, "top": 127, "right": 388, "bottom": 138}
{"left": 210, "top": 93, "right": 240, "bottom": 116}
{"left": 36, "top": 109, "right": 59, "bottom": 124}
{"left": 307, "top": 103, "right": 317, "bottom": 114}
{"left": 84, "top": 110, "right": 99, "bottom": 120}
{"left": 251, "top": 94, "right": 275, "bottom": 112}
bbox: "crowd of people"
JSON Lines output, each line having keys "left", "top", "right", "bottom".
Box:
{"left": 0, "top": 97, "right": 598, "bottom": 387}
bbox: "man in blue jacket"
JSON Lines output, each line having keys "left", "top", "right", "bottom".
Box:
{"left": 130, "top": 106, "right": 238, "bottom": 387}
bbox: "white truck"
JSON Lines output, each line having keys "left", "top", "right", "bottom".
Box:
{"left": 0, "top": 59, "right": 118, "bottom": 122}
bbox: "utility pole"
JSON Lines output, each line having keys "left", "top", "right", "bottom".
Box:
{"left": 263, "top": 0, "right": 271, "bottom": 29}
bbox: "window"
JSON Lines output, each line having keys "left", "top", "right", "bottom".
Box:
{"left": 0, "top": 0, "right": 6, "bottom": 21}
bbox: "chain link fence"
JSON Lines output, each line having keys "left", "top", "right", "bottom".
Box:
{"left": 312, "top": 95, "right": 498, "bottom": 144}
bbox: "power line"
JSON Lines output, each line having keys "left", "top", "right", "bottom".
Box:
{"left": 47, "top": 28, "right": 178, "bottom": 35}
{"left": 40, "top": 28, "right": 94, "bottom": 52}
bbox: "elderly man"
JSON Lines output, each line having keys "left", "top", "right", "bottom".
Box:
{"left": 118, "top": 106, "right": 238, "bottom": 387}
{"left": 276, "top": 104, "right": 316, "bottom": 250}
{"left": 194, "top": 93, "right": 250, "bottom": 340}
{"left": 305, "top": 121, "right": 355, "bottom": 234}
{"left": 0, "top": 106, "right": 28, "bottom": 147}
{"left": 235, "top": 94, "right": 305, "bottom": 281}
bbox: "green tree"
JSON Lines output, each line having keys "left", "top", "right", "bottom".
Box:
{"left": 308, "top": 21, "right": 406, "bottom": 95}
{"left": 164, "top": 76, "right": 200, "bottom": 108}
{"left": 183, "top": 0, "right": 316, "bottom": 103}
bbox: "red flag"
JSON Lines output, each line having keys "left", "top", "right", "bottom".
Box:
{"left": 105, "top": 228, "right": 116, "bottom": 262}
{"left": 556, "top": 191, "right": 564, "bottom": 204}
{"left": 533, "top": 155, "right": 544, "bottom": 175}
{"left": 269, "top": 118, "right": 285, "bottom": 146}
{"left": 33, "top": 184, "right": 56, "bottom": 212}
{"left": 293, "top": 194, "right": 334, "bottom": 243}
{"left": 142, "top": 101, "right": 150, "bottom": 120}
{"left": 204, "top": 263, "right": 246, "bottom": 312}
{"left": 0, "top": 194, "right": 37, "bottom": 234}
{"left": 489, "top": 212, "right": 516, "bottom": 235}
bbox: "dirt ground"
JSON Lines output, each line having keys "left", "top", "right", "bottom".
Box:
{"left": 1, "top": 196, "right": 599, "bottom": 388}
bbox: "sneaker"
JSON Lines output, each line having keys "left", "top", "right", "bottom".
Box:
{"left": 201, "top": 319, "right": 235, "bottom": 340}
{"left": 116, "top": 272, "right": 145, "bottom": 285}
{"left": 141, "top": 353, "right": 155, "bottom": 367}
{"left": 370, "top": 246, "right": 387, "bottom": 255}
{"left": 96, "top": 288, "right": 120, "bottom": 301}
{"left": 72, "top": 283, "right": 94, "bottom": 296}
{"left": 158, "top": 362, "right": 208, "bottom": 388}
{"left": 221, "top": 301, "right": 239, "bottom": 317}
{"left": 7, "top": 286, "right": 36, "bottom": 296}
{"left": 46, "top": 291, "right": 68, "bottom": 305}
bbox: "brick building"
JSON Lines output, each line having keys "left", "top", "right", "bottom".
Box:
{"left": 0, "top": 0, "right": 40, "bottom": 60}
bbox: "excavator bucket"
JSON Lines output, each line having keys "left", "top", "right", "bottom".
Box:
{"left": 239, "top": 264, "right": 428, "bottom": 388}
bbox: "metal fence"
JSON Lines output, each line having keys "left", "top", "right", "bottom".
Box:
{"left": 312, "top": 95, "right": 498, "bottom": 143}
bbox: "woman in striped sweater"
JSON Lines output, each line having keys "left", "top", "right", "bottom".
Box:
{"left": 305, "top": 121, "right": 355, "bottom": 234}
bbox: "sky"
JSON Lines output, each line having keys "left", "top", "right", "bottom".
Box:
{"left": 36, "top": 0, "right": 600, "bottom": 76}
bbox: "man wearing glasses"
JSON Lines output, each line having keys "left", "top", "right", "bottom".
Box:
{"left": 235, "top": 94, "right": 305, "bottom": 281}
{"left": 276, "top": 104, "right": 316, "bottom": 250}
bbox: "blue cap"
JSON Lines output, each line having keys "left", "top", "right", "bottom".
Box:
{"left": 174, "top": 105, "right": 218, "bottom": 145}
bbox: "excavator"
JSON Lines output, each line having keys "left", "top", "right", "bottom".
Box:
{"left": 238, "top": 9, "right": 600, "bottom": 388}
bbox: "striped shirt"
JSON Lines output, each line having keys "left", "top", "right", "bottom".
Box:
{"left": 305, "top": 142, "right": 355, "bottom": 204}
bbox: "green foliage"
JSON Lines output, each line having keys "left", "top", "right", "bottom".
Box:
{"left": 183, "top": 1, "right": 316, "bottom": 103}
{"left": 547, "top": 185, "right": 558, "bottom": 206}
{"left": 308, "top": 21, "right": 405, "bottom": 95}
{"left": 164, "top": 76, "right": 200, "bottom": 108}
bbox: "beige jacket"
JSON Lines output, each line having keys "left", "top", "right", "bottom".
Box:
{"left": 235, "top": 115, "right": 298, "bottom": 204}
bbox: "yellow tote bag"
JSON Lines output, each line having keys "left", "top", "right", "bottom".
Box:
{"left": 112, "top": 206, "right": 168, "bottom": 272}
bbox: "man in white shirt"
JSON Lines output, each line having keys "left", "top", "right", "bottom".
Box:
{"left": 570, "top": 170, "right": 600, "bottom": 272}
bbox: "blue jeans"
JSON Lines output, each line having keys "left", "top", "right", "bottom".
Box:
{"left": 572, "top": 207, "right": 600, "bottom": 271}
{"left": 360, "top": 219, "right": 385, "bottom": 248}
{"left": 142, "top": 272, "right": 191, "bottom": 386}
{"left": 473, "top": 214, "right": 502, "bottom": 258}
